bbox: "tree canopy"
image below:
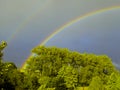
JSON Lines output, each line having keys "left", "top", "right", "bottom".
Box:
{"left": 22, "top": 46, "right": 117, "bottom": 89}
{"left": 0, "top": 41, "right": 119, "bottom": 90}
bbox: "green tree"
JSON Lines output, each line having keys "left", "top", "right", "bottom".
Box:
{"left": 22, "top": 46, "right": 116, "bottom": 89}
{"left": 0, "top": 41, "right": 40, "bottom": 90}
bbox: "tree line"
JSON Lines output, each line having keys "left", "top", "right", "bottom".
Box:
{"left": 0, "top": 41, "right": 120, "bottom": 90}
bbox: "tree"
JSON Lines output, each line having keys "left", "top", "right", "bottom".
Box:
{"left": 22, "top": 46, "right": 116, "bottom": 89}
{"left": 0, "top": 41, "right": 41, "bottom": 90}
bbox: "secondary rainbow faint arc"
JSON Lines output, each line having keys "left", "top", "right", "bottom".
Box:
{"left": 21, "top": 6, "right": 120, "bottom": 70}
{"left": 7, "top": 0, "right": 52, "bottom": 44}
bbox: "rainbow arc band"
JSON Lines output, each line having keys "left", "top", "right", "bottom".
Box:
{"left": 21, "top": 6, "right": 120, "bottom": 71}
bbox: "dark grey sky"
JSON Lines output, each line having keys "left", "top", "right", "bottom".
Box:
{"left": 0, "top": 0, "right": 120, "bottom": 68}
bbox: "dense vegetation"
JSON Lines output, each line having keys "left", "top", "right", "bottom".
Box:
{"left": 0, "top": 41, "right": 120, "bottom": 90}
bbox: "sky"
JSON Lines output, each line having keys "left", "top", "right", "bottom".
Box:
{"left": 0, "top": 0, "right": 120, "bottom": 68}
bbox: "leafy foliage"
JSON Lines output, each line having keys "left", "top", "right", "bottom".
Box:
{"left": 105, "top": 72, "right": 120, "bottom": 90}
{"left": 57, "top": 65, "right": 78, "bottom": 90}
{"left": 0, "top": 41, "right": 119, "bottom": 90}
{"left": 22, "top": 46, "right": 116, "bottom": 89}
{"left": 88, "top": 76, "right": 104, "bottom": 90}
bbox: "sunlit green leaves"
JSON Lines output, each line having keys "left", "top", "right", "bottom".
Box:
{"left": 22, "top": 46, "right": 116, "bottom": 89}
{"left": 106, "top": 72, "right": 120, "bottom": 90}
{"left": 88, "top": 76, "right": 104, "bottom": 90}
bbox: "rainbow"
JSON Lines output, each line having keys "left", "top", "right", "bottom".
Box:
{"left": 21, "top": 6, "right": 120, "bottom": 71}
{"left": 40, "top": 6, "right": 120, "bottom": 45}
{"left": 7, "top": 0, "right": 52, "bottom": 44}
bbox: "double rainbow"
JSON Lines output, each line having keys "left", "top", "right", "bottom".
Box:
{"left": 12, "top": 6, "right": 120, "bottom": 70}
